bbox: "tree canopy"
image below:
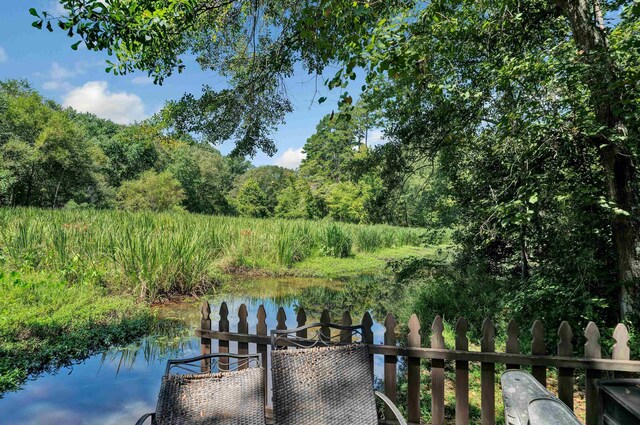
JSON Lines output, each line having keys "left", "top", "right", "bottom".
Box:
{"left": 30, "top": 0, "right": 640, "bottom": 323}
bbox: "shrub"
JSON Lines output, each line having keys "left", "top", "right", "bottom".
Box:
{"left": 117, "top": 171, "right": 185, "bottom": 212}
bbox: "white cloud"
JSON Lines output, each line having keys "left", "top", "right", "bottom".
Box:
{"left": 0, "top": 46, "right": 7, "bottom": 63}
{"left": 131, "top": 76, "right": 154, "bottom": 85}
{"left": 62, "top": 81, "right": 147, "bottom": 125}
{"left": 275, "top": 147, "right": 306, "bottom": 169}
{"left": 41, "top": 61, "right": 88, "bottom": 91}
{"left": 42, "top": 80, "right": 73, "bottom": 91}
{"left": 48, "top": 1, "right": 69, "bottom": 16}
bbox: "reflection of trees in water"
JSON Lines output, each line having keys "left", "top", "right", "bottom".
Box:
{"left": 294, "top": 274, "right": 410, "bottom": 324}
{"left": 100, "top": 275, "right": 414, "bottom": 375}
{"left": 99, "top": 318, "right": 194, "bottom": 375}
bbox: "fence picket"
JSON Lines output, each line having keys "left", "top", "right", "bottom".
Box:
{"left": 320, "top": 310, "right": 331, "bottom": 342}
{"left": 256, "top": 305, "right": 268, "bottom": 405}
{"left": 296, "top": 308, "right": 307, "bottom": 339}
{"left": 481, "top": 318, "right": 495, "bottom": 425}
{"left": 455, "top": 318, "right": 469, "bottom": 425}
{"left": 431, "top": 315, "right": 445, "bottom": 425}
{"left": 612, "top": 323, "right": 630, "bottom": 379}
{"left": 407, "top": 314, "right": 421, "bottom": 424}
{"left": 219, "top": 302, "right": 229, "bottom": 371}
{"left": 200, "top": 300, "right": 211, "bottom": 373}
{"left": 362, "top": 311, "right": 374, "bottom": 371}
{"left": 506, "top": 320, "right": 519, "bottom": 370}
{"left": 341, "top": 311, "right": 353, "bottom": 343}
{"left": 384, "top": 313, "right": 398, "bottom": 421}
{"left": 557, "top": 321, "right": 574, "bottom": 410}
{"left": 531, "top": 320, "right": 546, "bottom": 386}
{"left": 276, "top": 307, "right": 287, "bottom": 331}
{"left": 584, "top": 321, "right": 602, "bottom": 425}
{"left": 238, "top": 304, "right": 248, "bottom": 369}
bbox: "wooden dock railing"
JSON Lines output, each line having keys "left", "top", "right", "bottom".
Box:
{"left": 195, "top": 301, "right": 640, "bottom": 425}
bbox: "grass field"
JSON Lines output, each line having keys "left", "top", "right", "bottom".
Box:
{"left": 0, "top": 208, "right": 440, "bottom": 300}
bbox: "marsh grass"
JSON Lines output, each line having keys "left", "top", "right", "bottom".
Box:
{"left": 0, "top": 208, "right": 430, "bottom": 300}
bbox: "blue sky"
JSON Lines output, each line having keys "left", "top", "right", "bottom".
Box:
{"left": 0, "top": 1, "right": 378, "bottom": 168}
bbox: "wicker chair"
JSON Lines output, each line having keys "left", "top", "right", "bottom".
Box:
{"left": 270, "top": 322, "right": 407, "bottom": 425}
{"left": 135, "top": 353, "right": 265, "bottom": 425}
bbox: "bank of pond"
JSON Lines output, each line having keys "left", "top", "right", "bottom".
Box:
{"left": 0, "top": 275, "right": 421, "bottom": 424}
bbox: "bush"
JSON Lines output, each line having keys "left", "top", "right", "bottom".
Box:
{"left": 117, "top": 171, "right": 186, "bottom": 212}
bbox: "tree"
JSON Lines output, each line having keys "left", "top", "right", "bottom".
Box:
{"left": 0, "top": 80, "right": 100, "bottom": 207}
{"left": 117, "top": 170, "right": 185, "bottom": 212}
{"left": 275, "top": 177, "right": 320, "bottom": 219}
{"left": 300, "top": 105, "right": 372, "bottom": 184}
{"left": 233, "top": 178, "right": 270, "bottom": 218}
{"left": 98, "top": 124, "right": 160, "bottom": 188}
{"left": 230, "top": 166, "right": 294, "bottom": 217}
{"left": 33, "top": 1, "right": 640, "bottom": 320}
{"left": 167, "top": 143, "right": 232, "bottom": 214}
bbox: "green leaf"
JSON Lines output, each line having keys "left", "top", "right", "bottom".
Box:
{"left": 71, "top": 40, "right": 82, "bottom": 50}
{"left": 46, "top": 21, "right": 53, "bottom": 32}
{"left": 318, "top": 97, "right": 327, "bottom": 104}
{"left": 29, "top": 8, "right": 39, "bottom": 18}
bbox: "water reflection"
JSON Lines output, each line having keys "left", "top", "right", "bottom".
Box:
{"left": 0, "top": 275, "right": 407, "bottom": 425}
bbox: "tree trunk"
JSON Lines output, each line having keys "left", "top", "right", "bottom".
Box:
{"left": 557, "top": 0, "right": 640, "bottom": 318}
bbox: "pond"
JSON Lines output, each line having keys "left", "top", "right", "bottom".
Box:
{"left": 0, "top": 275, "right": 410, "bottom": 425}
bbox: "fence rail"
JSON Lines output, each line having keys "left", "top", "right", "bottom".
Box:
{"left": 195, "top": 300, "right": 639, "bottom": 425}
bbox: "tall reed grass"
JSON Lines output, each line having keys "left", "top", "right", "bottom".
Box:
{"left": 0, "top": 208, "right": 430, "bottom": 300}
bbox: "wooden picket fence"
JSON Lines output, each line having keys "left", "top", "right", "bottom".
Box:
{"left": 195, "top": 300, "right": 640, "bottom": 425}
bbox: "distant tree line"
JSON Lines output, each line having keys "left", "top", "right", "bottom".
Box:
{"left": 0, "top": 80, "right": 445, "bottom": 228}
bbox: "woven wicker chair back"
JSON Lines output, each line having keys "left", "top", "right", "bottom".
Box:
{"left": 155, "top": 367, "right": 266, "bottom": 425}
{"left": 271, "top": 344, "right": 378, "bottom": 425}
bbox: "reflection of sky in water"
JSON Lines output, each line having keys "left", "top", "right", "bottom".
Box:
{"left": 0, "top": 278, "right": 395, "bottom": 424}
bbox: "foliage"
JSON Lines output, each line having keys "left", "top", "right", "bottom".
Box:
{"left": 167, "top": 143, "right": 232, "bottom": 214}
{"left": 322, "top": 223, "right": 352, "bottom": 258}
{"left": 233, "top": 178, "right": 270, "bottom": 218}
{"left": 230, "top": 166, "right": 294, "bottom": 216}
{"left": 0, "top": 271, "right": 152, "bottom": 394}
{"left": 0, "top": 80, "right": 102, "bottom": 208}
{"left": 117, "top": 170, "right": 186, "bottom": 212}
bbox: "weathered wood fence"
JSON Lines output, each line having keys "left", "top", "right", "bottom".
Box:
{"left": 195, "top": 301, "right": 640, "bottom": 425}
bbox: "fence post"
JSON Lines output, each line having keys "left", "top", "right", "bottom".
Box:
{"left": 407, "top": 314, "right": 421, "bottom": 424}
{"left": 237, "top": 304, "right": 249, "bottom": 369}
{"left": 384, "top": 313, "right": 398, "bottom": 421}
{"left": 256, "top": 305, "right": 268, "bottom": 406}
{"left": 431, "top": 315, "right": 445, "bottom": 425}
{"left": 481, "top": 318, "right": 495, "bottom": 425}
{"left": 219, "top": 302, "right": 229, "bottom": 371}
{"left": 505, "top": 320, "right": 519, "bottom": 370}
{"left": 531, "top": 320, "right": 546, "bottom": 386}
{"left": 584, "top": 321, "right": 602, "bottom": 425}
{"left": 557, "top": 321, "right": 574, "bottom": 409}
{"left": 200, "top": 299, "right": 211, "bottom": 373}
{"left": 455, "top": 318, "right": 469, "bottom": 425}
{"left": 612, "top": 323, "right": 630, "bottom": 379}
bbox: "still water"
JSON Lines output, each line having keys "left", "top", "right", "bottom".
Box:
{"left": 0, "top": 276, "right": 403, "bottom": 425}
